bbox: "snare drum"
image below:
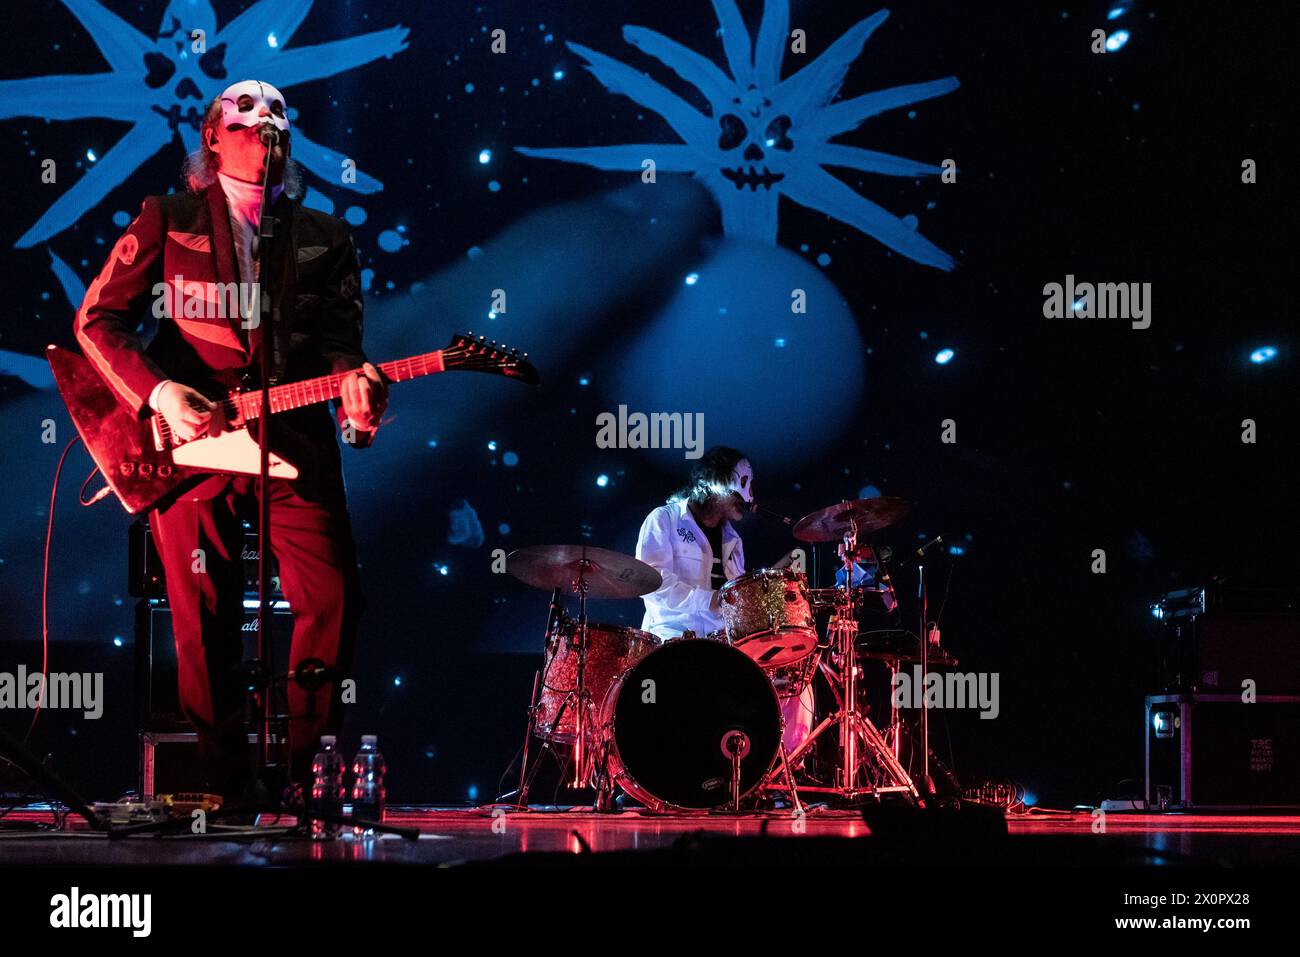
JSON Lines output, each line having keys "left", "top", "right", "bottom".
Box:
{"left": 719, "top": 568, "right": 819, "bottom": 667}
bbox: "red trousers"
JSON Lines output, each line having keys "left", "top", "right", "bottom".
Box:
{"left": 150, "top": 477, "right": 361, "bottom": 798}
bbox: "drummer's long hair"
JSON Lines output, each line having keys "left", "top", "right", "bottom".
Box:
{"left": 667, "top": 446, "right": 748, "bottom": 505}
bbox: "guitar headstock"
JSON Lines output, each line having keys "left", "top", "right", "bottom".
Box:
{"left": 443, "top": 333, "right": 540, "bottom": 386}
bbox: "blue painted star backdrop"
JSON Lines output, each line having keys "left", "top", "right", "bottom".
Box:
{"left": 0, "top": 1, "right": 1296, "bottom": 806}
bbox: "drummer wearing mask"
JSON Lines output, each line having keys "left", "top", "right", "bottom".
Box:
{"left": 635, "top": 446, "right": 752, "bottom": 640}
{"left": 636, "top": 448, "right": 815, "bottom": 763}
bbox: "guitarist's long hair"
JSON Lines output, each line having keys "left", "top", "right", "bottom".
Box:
{"left": 182, "top": 95, "right": 304, "bottom": 199}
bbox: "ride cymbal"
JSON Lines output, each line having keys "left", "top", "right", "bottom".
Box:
{"left": 792, "top": 496, "right": 911, "bottom": 542}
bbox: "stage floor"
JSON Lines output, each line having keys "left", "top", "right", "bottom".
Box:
{"left": 2, "top": 806, "right": 1299, "bottom": 868}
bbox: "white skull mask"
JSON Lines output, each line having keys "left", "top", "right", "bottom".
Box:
{"left": 219, "top": 80, "right": 290, "bottom": 133}
{"left": 728, "top": 458, "right": 755, "bottom": 504}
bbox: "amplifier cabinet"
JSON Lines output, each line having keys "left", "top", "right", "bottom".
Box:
{"left": 135, "top": 599, "right": 294, "bottom": 731}
{"left": 1145, "top": 693, "right": 1300, "bottom": 810}
{"left": 1159, "top": 614, "right": 1300, "bottom": 695}
{"left": 129, "top": 519, "right": 282, "bottom": 599}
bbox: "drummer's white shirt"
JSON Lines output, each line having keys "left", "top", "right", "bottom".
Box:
{"left": 635, "top": 500, "right": 745, "bottom": 640}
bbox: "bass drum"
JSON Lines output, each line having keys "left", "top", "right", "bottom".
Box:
{"left": 600, "top": 639, "right": 783, "bottom": 812}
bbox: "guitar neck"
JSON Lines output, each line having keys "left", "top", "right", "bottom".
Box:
{"left": 235, "top": 350, "right": 446, "bottom": 419}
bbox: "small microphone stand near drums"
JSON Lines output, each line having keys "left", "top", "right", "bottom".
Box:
{"left": 757, "top": 498, "right": 919, "bottom": 805}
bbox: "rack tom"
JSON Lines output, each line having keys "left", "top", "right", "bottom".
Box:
{"left": 719, "top": 568, "right": 819, "bottom": 667}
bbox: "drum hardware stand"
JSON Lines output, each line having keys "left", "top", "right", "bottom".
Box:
{"left": 757, "top": 743, "right": 806, "bottom": 814}
{"left": 762, "top": 514, "right": 918, "bottom": 804}
{"left": 499, "top": 564, "right": 603, "bottom": 805}
{"left": 912, "top": 538, "right": 945, "bottom": 797}
{"left": 500, "top": 589, "right": 572, "bottom": 806}
{"left": 724, "top": 731, "right": 749, "bottom": 811}
{"left": 564, "top": 564, "right": 598, "bottom": 789}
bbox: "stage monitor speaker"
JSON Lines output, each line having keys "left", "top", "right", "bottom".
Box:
{"left": 1145, "top": 693, "right": 1300, "bottom": 809}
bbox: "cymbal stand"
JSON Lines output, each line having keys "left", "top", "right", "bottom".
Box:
{"left": 568, "top": 562, "right": 595, "bottom": 788}
{"left": 759, "top": 515, "right": 917, "bottom": 803}
{"left": 917, "top": 557, "right": 931, "bottom": 795}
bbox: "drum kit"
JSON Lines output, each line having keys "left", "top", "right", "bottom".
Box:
{"left": 500, "top": 496, "right": 958, "bottom": 813}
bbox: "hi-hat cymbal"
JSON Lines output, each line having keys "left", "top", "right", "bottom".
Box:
{"left": 792, "top": 496, "right": 911, "bottom": 542}
{"left": 857, "top": 630, "right": 959, "bottom": 667}
{"left": 506, "top": 544, "right": 663, "bottom": 599}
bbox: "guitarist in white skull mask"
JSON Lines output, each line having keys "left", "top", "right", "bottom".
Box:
{"left": 74, "top": 80, "right": 386, "bottom": 803}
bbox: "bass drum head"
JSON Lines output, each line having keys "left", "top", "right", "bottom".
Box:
{"left": 604, "top": 639, "right": 782, "bottom": 811}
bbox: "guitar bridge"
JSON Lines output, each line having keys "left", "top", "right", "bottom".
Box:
{"left": 149, "top": 415, "right": 166, "bottom": 452}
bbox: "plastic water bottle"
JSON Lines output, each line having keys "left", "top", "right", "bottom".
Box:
{"left": 310, "top": 734, "right": 345, "bottom": 840}
{"left": 350, "top": 734, "right": 386, "bottom": 837}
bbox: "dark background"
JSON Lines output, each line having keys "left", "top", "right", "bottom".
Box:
{"left": 1, "top": 1, "right": 1297, "bottom": 809}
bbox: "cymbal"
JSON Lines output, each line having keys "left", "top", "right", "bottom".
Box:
{"left": 792, "top": 496, "right": 911, "bottom": 542}
{"left": 856, "top": 631, "right": 959, "bottom": 667}
{"left": 506, "top": 544, "right": 663, "bottom": 599}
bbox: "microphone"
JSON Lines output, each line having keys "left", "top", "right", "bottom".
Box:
{"left": 914, "top": 536, "right": 944, "bottom": 559}
{"left": 258, "top": 124, "right": 281, "bottom": 147}
{"left": 741, "top": 496, "right": 792, "bottom": 526}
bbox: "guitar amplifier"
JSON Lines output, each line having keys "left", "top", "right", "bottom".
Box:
{"left": 1145, "top": 693, "right": 1300, "bottom": 809}
{"left": 135, "top": 599, "right": 294, "bottom": 731}
{"left": 129, "top": 519, "right": 281, "bottom": 599}
{"left": 1156, "top": 613, "right": 1300, "bottom": 695}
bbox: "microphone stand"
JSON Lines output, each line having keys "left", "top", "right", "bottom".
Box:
{"left": 251, "top": 130, "right": 280, "bottom": 799}
{"left": 211, "top": 129, "right": 413, "bottom": 841}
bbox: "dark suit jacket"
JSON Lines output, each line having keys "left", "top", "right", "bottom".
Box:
{"left": 74, "top": 182, "right": 370, "bottom": 503}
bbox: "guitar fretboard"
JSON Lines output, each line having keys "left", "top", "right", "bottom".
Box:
{"left": 234, "top": 350, "right": 446, "bottom": 419}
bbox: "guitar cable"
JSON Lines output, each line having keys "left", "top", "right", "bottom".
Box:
{"left": 78, "top": 462, "right": 112, "bottom": 507}
{"left": 29, "top": 435, "right": 83, "bottom": 745}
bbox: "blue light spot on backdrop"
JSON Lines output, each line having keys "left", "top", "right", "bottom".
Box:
{"left": 1106, "top": 30, "right": 1130, "bottom": 52}
{"left": 345, "top": 206, "right": 367, "bottom": 226}
{"left": 448, "top": 500, "right": 485, "bottom": 548}
{"left": 378, "top": 230, "right": 403, "bottom": 253}
{"left": 1249, "top": 346, "right": 1277, "bottom": 364}
{"left": 112, "top": 210, "right": 130, "bottom": 227}
{"left": 610, "top": 241, "right": 864, "bottom": 470}
{"left": 935, "top": 348, "right": 955, "bottom": 365}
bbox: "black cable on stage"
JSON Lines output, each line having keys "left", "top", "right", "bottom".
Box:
{"left": 28, "top": 435, "right": 83, "bottom": 745}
